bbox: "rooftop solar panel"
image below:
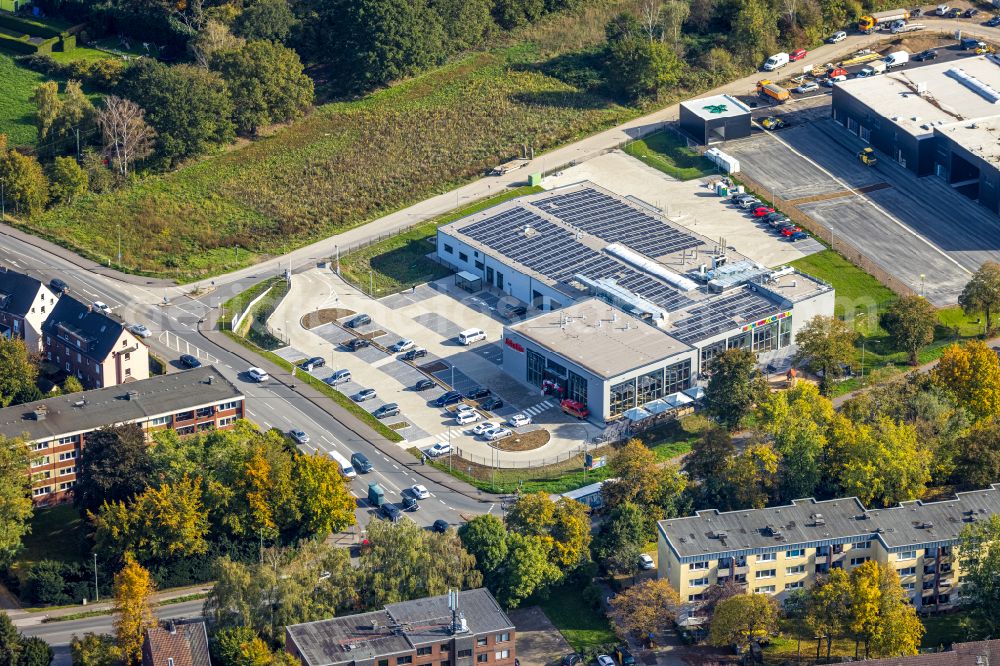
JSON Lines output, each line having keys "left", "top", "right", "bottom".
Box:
{"left": 668, "top": 290, "right": 779, "bottom": 345}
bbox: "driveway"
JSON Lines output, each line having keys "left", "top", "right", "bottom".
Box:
{"left": 509, "top": 606, "right": 574, "bottom": 666}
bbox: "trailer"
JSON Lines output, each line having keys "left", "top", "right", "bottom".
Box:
{"left": 858, "top": 8, "right": 910, "bottom": 32}
{"left": 489, "top": 158, "right": 530, "bottom": 176}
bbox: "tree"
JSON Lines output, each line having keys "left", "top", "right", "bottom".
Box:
{"left": 0, "top": 435, "right": 32, "bottom": 567}
{"left": 959, "top": 515, "right": 1000, "bottom": 638}
{"left": 69, "top": 633, "right": 117, "bottom": 666}
{"left": 190, "top": 19, "right": 245, "bottom": 67}
{"left": 794, "top": 315, "right": 857, "bottom": 393}
{"left": 493, "top": 532, "right": 561, "bottom": 607}
{"left": 0, "top": 147, "right": 49, "bottom": 217}
{"left": 602, "top": 440, "right": 686, "bottom": 518}
{"left": 659, "top": 0, "right": 690, "bottom": 47}
{"left": 505, "top": 492, "right": 555, "bottom": 537}
{"left": 806, "top": 569, "right": 851, "bottom": 659}
{"left": 0, "top": 613, "right": 22, "bottom": 666}
{"left": 954, "top": 419, "right": 1000, "bottom": 489}
{"left": 0, "top": 338, "right": 38, "bottom": 408}
{"left": 732, "top": 0, "right": 777, "bottom": 66}
{"left": 707, "top": 594, "right": 779, "bottom": 650}
{"left": 233, "top": 0, "right": 296, "bottom": 42}
{"left": 605, "top": 29, "right": 684, "bottom": 100}
{"left": 847, "top": 562, "right": 923, "bottom": 658}
{"left": 62, "top": 376, "right": 84, "bottom": 394}
{"left": 293, "top": 452, "right": 356, "bottom": 537}
{"left": 722, "top": 441, "right": 779, "bottom": 509}
{"left": 80, "top": 149, "right": 116, "bottom": 194}
{"left": 433, "top": 0, "right": 494, "bottom": 51}
{"left": 594, "top": 502, "right": 648, "bottom": 576}
{"left": 459, "top": 514, "right": 509, "bottom": 575}
{"left": 96, "top": 96, "right": 155, "bottom": 178}
{"left": 880, "top": 295, "right": 937, "bottom": 365}
{"left": 112, "top": 554, "right": 157, "bottom": 665}
{"left": 550, "top": 498, "right": 591, "bottom": 570}
{"left": 30, "top": 81, "right": 61, "bottom": 145}
{"left": 607, "top": 579, "right": 679, "bottom": 640}
{"left": 51, "top": 80, "right": 96, "bottom": 155}
{"left": 214, "top": 627, "right": 273, "bottom": 666}
{"left": 75, "top": 423, "right": 153, "bottom": 514}
{"left": 495, "top": 0, "right": 545, "bottom": 28}
{"left": 756, "top": 383, "right": 833, "bottom": 501}
{"left": 705, "top": 348, "right": 767, "bottom": 430}
{"left": 683, "top": 426, "right": 736, "bottom": 508}
{"left": 19, "top": 637, "right": 53, "bottom": 666}
{"left": 959, "top": 261, "right": 1000, "bottom": 334}
{"left": 48, "top": 156, "right": 88, "bottom": 205}
{"left": 213, "top": 40, "right": 314, "bottom": 135}
{"left": 934, "top": 340, "right": 1000, "bottom": 421}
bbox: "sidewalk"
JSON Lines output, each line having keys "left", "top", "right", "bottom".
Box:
{"left": 10, "top": 584, "right": 212, "bottom": 626}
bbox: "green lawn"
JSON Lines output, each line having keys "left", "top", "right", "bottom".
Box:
{"left": 0, "top": 51, "right": 46, "bottom": 147}
{"left": 48, "top": 46, "right": 115, "bottom": 64}
{"left": 14, "top": 505, "right": 90, "bottom": 578}
{"left": 340, "top": 185, "right": 541, "bottom": 296}
{"left": 623, "top": 130, "right": 718, "bottom": 181}
{"left": 538, "top": 581, "right": 617, "bottom": 655}
{"left": 921, "top": 611, "right": 971, "bottom": 649}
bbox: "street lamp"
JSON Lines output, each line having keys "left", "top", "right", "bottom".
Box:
{"left": 920, "top": 273, "right": 926, "bottom": 298}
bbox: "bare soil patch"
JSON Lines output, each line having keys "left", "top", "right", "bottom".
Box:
{"left": 492, "top": 429, "right": 551, "bottom": 452}
{"left": 301, "top": 308, "right": 355, "bottom": 329}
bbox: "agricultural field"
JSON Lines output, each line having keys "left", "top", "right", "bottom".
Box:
{"left": 0, "top": 50, "right": 47, "bottom": 146}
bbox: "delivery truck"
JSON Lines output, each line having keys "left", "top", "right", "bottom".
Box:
{"left": 884, "top": 50, "right": 910, "bottom": 68}
{"left": 756, "top": 79, "right": 790, "bottom": 103}
{"left": 857, "top": 60, "right": 887, "bottom": 77}
{"left": 858, "top": 9, "right": 910, "bottom": 33}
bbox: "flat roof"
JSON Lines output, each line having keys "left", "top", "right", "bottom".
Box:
{"left": 836, "top": 55, "right": 1000, "bottom": 137}
{"left": 658, "top": 484, "right": 1000, "bottom": 560}
{"left": 508, "top": 298, "right": 691, "bottom": 379}
{"left": 681, "top": 94, "right": 752, "bottom": 121}
{"left": 0, "top": 367, "right": 243, "bottom": 442}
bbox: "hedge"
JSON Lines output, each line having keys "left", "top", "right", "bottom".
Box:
{"left": 0, "top": 13, "right": 61, "bottom": 38}
{"left": 0, "top": 32, "right": 38, "bottom": 54}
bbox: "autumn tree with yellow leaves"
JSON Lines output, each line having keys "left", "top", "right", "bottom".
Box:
{"left": 608, "top": 579, "right": 680, "bottom": 641}
{"left": 113, "top": 554, "right": 157, "bottom": 665}
{"left": 933, "top": 340, "right": 1000, "bottom": 421}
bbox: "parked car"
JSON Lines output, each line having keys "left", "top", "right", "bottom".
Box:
{"left": 736, "top": 197, "right": 761, "bottom": 209}
{"left": 480, "top": 396, "right": 504, "bottom": 411}
{"left": 456, "top": 410, "right": 481, "bottom": 425}
{"left": 414, "top": 378, "right": 436, "bottom": 391}
{"left": 913, "top": 49, "right": 939, "bottom": 61}
{"left": 402, "top": 496, "right": 419, "bottom": 511}
{"left": 328, "top": 369, "right": 352, "bottom": 385}
{"left": 129, "top": 323, "right": 152, "bottom": 338}
{"left": 298, "top": 356, "right": 325, "bottom": 369}
{"left": 426, "top": 442, "right": 452, "bottom": 457}
{"left": 508, "top": 413, "right": 532, "bottom": 428}
{"left": 794, "top": 81, "right": 819, "bottom": 94}
{"left": 948, "top": 7, "right": 963, "bottom": 18}
{"left": 827, "top": 30, "right": 847, "bottom": 43}
{"left": 472, "top": 422, "right": 499, "bottom": 435}
{"left": 289, "top": 429, "right": 310, "bottom": 445}
{"left": 390, "top": 339, "right": 414, "bottom": 352}
{"left": 639, "top": 554, "right": 655, "bottom": 570}
{"left": 248, "top": 367, "right": 269, "bottom": 382}
{"left": 763, "top": 212, "right": 786, "bottom": 223}
{"left": 781, "top": 226, "right": 804, "bottom": 236}
{"left": 561, "top": 655, "right": 582, "bottom": 666}
{"left": 760, "top": 116, "right": 786, "bottom": 130}
{"left": 180, "top": 354, "right": 202, "bottom": 368}
{"left": 614, "top": 647, "right": 635, "bottom": 666}
{"left": 434, "top": 391, "right": 464, "bottom": 407}
{"left": 410, "top": 484, "right": 430, "bottom": 499}
{"left": 753, "top": 206, "right": 775, "bottom": 217}
{"left": 380, "top": 503, "right": 402, "bottom": 522}
{"left": 373, "top": 403, "right": 400, "bottom": 418}
{"left": 347, "top": 313, "right": 371, "bottom": 328}
{"left": 501, "top": 303, "right": 528, "bottom": 318}
{"left": 487, "top": 428, "right": 513, "bottom": 441}
{"left": 911, "top": 7, "right": 923, "bottom": 17}
{"left": 789, "top": 48, "right": 807, "bottom": 61}
{"left": 965, "top": 7, "right": 980, "bottom": 17}
{"left": 822, "top": 75, "right": 847, "bottom": 87}
{"left": 465, "top": 386, "right": 491, "bottom": 400}
{"left": 354, "top": 388, "right": 377, "bottom": 402}
{"left": 49, "top": 278, "right": 69, "bottom": 294}
{"left": 986, "top": 14, "right": 1000, "bottom": 25}
{"left": 93, "top": 301, "right": 112, "bottom": 315}
{"left": 936, "top": 4, "right": 950, "bottom": 15}
{"left": 790, "top": 231, "right": 809, "bottom": 241}
{"left": 347, "top": 338, "right": 371, "bottom": 351}
{"left": 597, "top": 656, "right": 615, "bottom": 666}
{"left": 401, "top": 347, "right": 428, "bottom": 361}
{"left": 432, "top": 519, "right": 450, "bottom": 533}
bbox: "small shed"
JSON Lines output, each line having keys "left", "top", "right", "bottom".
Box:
{"left": 679, "top": 94, "right": 752, "bottom": 145}
{"left": 455, "top": 270, "right": 482, "bottom": 293}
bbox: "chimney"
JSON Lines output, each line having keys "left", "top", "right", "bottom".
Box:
{"left": 33, "top": 405, "right": 47, "bottom": 421}
{"left": 167, "top": 620, "right": 176, "bottom": 635}
{"left": 126, "top": 390, "right": 139, "bottom": 401}
{"left": 206, "top": 375, "right": 214, "bottom": 384}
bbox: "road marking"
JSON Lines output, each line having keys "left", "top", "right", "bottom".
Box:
{"left": 392, "top": 464, "right": 399, "bottom": 470}
{"left": 321, "top": 435, "right": 333, "bottom": 444}
{"left": 382, "top": 455, "right": 390, "bottom": 462}
{"left": 488, "top": 503, "right": 495, "bottom": 514}
{"left": 370, "top": 356, "right": 396, "bottom": 369}
{"left": 439, "top": 499, "right": 446, "bottom": 505}
{"left": 263, "top": 421, "right": 271, "bottom": 428}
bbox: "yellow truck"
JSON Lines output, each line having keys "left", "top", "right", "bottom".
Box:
{"left": 858, "top": 9, "right": 910, "bottom": 33}
{"left": 756, "top": 79, "right": 790, "bottom": 103}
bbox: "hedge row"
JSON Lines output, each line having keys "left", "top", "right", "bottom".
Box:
{"left": 0, "top": 13, "right": 61, "bottom": 38}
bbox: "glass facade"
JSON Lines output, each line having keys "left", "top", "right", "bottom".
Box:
{"left": 636, "top": 369, "right": 663, "bottom": 404}
{"left": 779, "top": 316, "right": 793, "bottom": 347}
{"left": 700, "top": 339, "right": 727, "bottom": 368}
{"left": 752, "top": 321, "right": 778, "bottom": 352}
{"left": 526, "top": 349, "right": 545, "bottom": 386}
{"left": 609, "top": 379, "right": 636, "bottom": 418}
{"left": 664, "top": 359, "right": 692, "bottom": 394}
{"left": 567, "top": 370, "right": 588, "bottom": 405}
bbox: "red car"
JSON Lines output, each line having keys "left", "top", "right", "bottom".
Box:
{"left": 753, "top": 206, "right": 775, "bottom": 217}
{"left": 789, "top": 48, "right": 807, "bottom": 61}
{"left": 781, "top": 225, "right": 803, "bottom": 236}
{"left": 560, "top": 399, "right": 590, "bottom": 419}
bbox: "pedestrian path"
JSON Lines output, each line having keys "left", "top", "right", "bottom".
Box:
{"left": 520, "top": 400, "right": 554, "bottom": 417}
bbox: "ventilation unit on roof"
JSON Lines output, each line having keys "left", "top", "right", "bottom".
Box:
{"left": 947, "top": 67, "right": 1000, "bottom": 104}
{"left": 604, "top": 243, "right": 698, "bottom": 292}
{"left": 811, "top": 513, "right": 826, "bottom": 526}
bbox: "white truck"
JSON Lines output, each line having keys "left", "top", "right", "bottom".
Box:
{"left": 884, "top": 50, "right": 910, "bottom": 68}
{"left": 763, "top": 52, "right": 790, "bottom": 71}
{"left": 857, "top": 60, "right": 887, "bottom": 77}
{"left": 890, "top": 19, "right": 926, "bottom": 33}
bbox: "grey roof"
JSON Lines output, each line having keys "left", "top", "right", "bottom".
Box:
{"left": 42, "top": 295, "right": 126, "bottom": 361}
{"left": 658, "top": 484, "right": 1000, "bottom": 560}
{"left": 0, "top": 367, "right": 243, "bottom": 442}
{"left": 0, "top": 269, "right": 44, "bottom": 317}
{"left": 286, "top": 589, "right": 513, "bottom": 666}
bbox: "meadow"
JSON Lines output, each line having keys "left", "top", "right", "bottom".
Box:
{"left": 0, "top": 51, "right": 47, "bottom": 146}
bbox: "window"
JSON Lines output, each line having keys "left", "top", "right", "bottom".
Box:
{"left": 609, "top": 378, "right": 636, "bottom": 417}
{"left": 58, "top": 451, "right": 77, "bottom": 461}
{"left": 850, "top": 557, "right": 870, "bottom": 566}
{"left": 898, "top": 567, "right": 917, "bottom": 576}
{"left": 566, "top": 371, "right": 588, "bottom": 405}
{"left": 779, "top": 316, "right": 793, "bottom": 348}
{"left": 898, "top": 550, "right": 917, "bottom": 560}
{"left": 754, "top": 585, "right": 776, "bottom": 594}
{"left": 459, "top": 252, "right": 469, "bottom": 263}
{"left": 785, "top": 581, "right": 804, "bottom": 590}
{"left": 688, "top": 593, "right": 705, "bottom": 602}
{"left": 124, "top": 352, "right": 131, "bottom": 361}
{"left": 32, "top": 442, "right": 48, "bottom": 452}
{"left": 59, "top": 466, "right": 76, "bottom": 476}
{"left": 474, "top": 261, "right": 484, "bottom": 271}
{"left": 150, "top": 415, "right": 170, "bottom": 426}
{"left": 690, "top": 577, "right": 709, "bottom": 587}
{"left": 495, "top": 651, "right": 510, "bottom": 660}
{"left": 689, "top": 561, "right": 708, "bottom": 570}
{"left": 398, "top": 657, "right": 413, "bottom": 665}
{"left": 478, "top": 656, "right": 488, "bottom": 664}
{"left": 786, "top": 549, "right": 805, "bottom": 558}
{"left": 219, "top": 401, "right": 241, "bottom": 411}
{"left": 56, "top": 435, "right": 79, "bottom": 445}
{"left": 752, "top": 321, "right": 778, "bottom": 352}
{"left": 218, "top": 416, "right": 237, "bottom": 427}
{"left": 58, "top": 481, "right": 75, "bottom": 491}
{"left": 700, "top": 339, "right": 727, "bottom": 369}
{"left": 197, "top": 422, "right": 214, "bottom": 432}
{"left": 417, "top": 648, "right": 433, "bottom": 656}
{"left": 496, "top": 633, "right": 509, "bottom": 643}
{"left": 31, "top": 456, "right": 50, "bottom": 468}
{"left": 757, "top": 553, "right": 776, "bottom": 562}
{"left": 526, "top": 350, "right": 545, "bottom": 386}
{"left": 458, "top": 651, "right": 472, "bottom": 659}
{"left": 176, "top": 426, "right": 195, "bottom": 436}
{"left": 855, "top": 541, "right": 871, "bottom": 550}
{"left": 756, "top": 569, "right": 776, "bottom": 579}
{"left": 168, "top": 659, "right": 174, "bottom": 666}
{"left": 664, "top": 358, "right": 692, "bottom": 394}
{"left": 175, "top": 411, "right": 195, "bottom": 422}
{"left": 32, "top": 487, "right": 50, "bottom": 497}
{"left": 441, "top": 662, "right": 450, "bottom": 666}
{"left": 196, "top": 407, "right": 214, "bottom": 418}
{"left": 440, "top": 644, "right": 451, "bottom": 652}
{"left": 379, "top": 660, "right": 389, "bottom": 666}
{"left": 902, "top": 582, "right": 915, "bottom": 591}
{"left": 477, "top": 638, "right": 487, "bottom": 647}
{"left": 786, "top": 565, "right": 806, "bottom": 575}
{"left": 124, "top": 368, "right": 132, "bottom": 377}
{"left": 444, "top": 244, "right": 454, "bottom": 255}
{"left": 636, "top": 369, "right": 664, "bottom": 404}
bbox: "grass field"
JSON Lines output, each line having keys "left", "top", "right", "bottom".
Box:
{"left": 538, "top": 582, "right": 617, "bottom": 655}
{"left": 12, "top": 505, "right": 90, "bottom": 585}
{"left": 48, "top": 46, "right": 114, "bottom": 63}
{"left": 340, "top": 186, "right": 541, "bottom": 295}
{"left": 0, "top": 51, "right": 47, "bottom": 147}
{"left": 623, "top": 130, "right": 718, "bottom": 180}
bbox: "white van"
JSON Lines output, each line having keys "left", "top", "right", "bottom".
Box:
{"left": 458, "top": 328, "right": 486, "bottom": 345}
{"left": 763, "top": 52, "right": 789, "bottom": 71}
{"left": 884, "top": 51, "right": 909, "bottom": 68}
{"left": 329, "top": 450, "right": 357, "bottom": 479}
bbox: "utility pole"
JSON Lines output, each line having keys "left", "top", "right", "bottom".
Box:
{"left": 1, "top": 181, "right": 4, "bottom": 221}
{"left": 75, "top": 128, "right": 80, "bottom": 162}
{"left": 93, "top": 553, "right": 99, "bottom": 602}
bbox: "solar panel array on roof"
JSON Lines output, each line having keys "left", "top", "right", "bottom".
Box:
{"left": 534, "top": 188, "right": 703, "bottom": 258}
{"left": 460, "top": 206, "right": 693, "bottom": 311}
{"left": 668, "top": 289, "right": 779, "bottom": 345}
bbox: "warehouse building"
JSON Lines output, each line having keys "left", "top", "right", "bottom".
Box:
{"left": 657, "top": 484, "right": 1000, "bottom": 610}
{"left": 832, "top": 55, "right": 1000, "bottom": 213}
{"left": 679, "top": 94, "right": 752, "bottom": 145}
{"left": 437, "top": 183, "right": 834, "bottom": 422}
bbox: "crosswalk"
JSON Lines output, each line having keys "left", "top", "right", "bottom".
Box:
{"left": 520, "top": 400, "right": 554, "bottom": 417}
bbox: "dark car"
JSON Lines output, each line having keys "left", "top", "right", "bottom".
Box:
{"left": 298, "top": 356, "right": 325, "bottom": 369}
{"left": 913, "top": 49, "right": 939, "bottom": 61}
{"left": 987, "top": 14, "right": 1000, "bottom": 25}
{"left": 965, "top": 7, "right": 980, "bottom": 17}
{"left": 373, "top": 403, "right": 400, "bottom": 418}
{"left": 434, "top": 391, "right": 464, "bottom": 407}
{"left": 465, "top": 386, "right": 491, "bottom": 400}
{"left": 790, "top": 231, "right": 809, "bottom": 241}
{"left": 180, "top": 354, "right": 202, "bottom": 368}
{"left": 380, "top": 503, "right": 402, "bottom": 522}
{"left": 351, "top": 452, "right": 372, "bottom": 473}
{"left": 49, "top": 278, "right": 70, "bottom": 294}
{"left": 911, "top": 6, "right": 922, "bottom": 16}
{"left": 401, "top": 347, "right": 428, "bottom": 361}
{"left": 763, "top": 212, "right": 785, "bottom": 223}
{"left": 415, "top": 378, "right": 436, "bottom": 391}
{"left": 502, "top": 304, "right": 528, "bottom": 318}
{"left": 480, "top": 396, "right": 504, "bottom": 411}
{"left": 402, "top": 495, "right": 419, "bottom": 511}
{"left": 347, "top": 338, "right": 371, "bottom": 351}
{"left": 561, "top": 655, "right": 582, "bottom": 666}
{"left": 948, "top": 7, "right": 963, "bottom": 17}
{"left": 962, "top": 37, "right": 982, "bottom": 49}
{"left": 347, "top": 313, "right": 371, "bottom": 328}
{"left": 432, "top": 519, "right": 449, "bottom": 533}
{"left": 614, "top": 647, "right": 635, "bottom": 666}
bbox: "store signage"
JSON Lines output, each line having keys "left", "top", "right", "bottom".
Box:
{"left": 504, "top": 337, "right": 525, "bottom": 353}
{"left": 741, "top": 310, "right": 790, "bottom": 333}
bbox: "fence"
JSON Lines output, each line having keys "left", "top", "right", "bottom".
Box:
{"left": 231, "top": 285, "right": 274, "bottom": 332}
{"left": 452, "top": 441, "right": 602, "bottom": 470}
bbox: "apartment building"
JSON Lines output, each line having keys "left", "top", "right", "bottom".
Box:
{"left": 0, "top": 268, "right": 58, "bottom": 353}
{"left": 285, "top": 589, "right": 515, "bottom": 666}
{"left": 42, "top": 295, "right": 148, "bottom": 389}
{"left": 0, "top": 367, "right": 244, "bottom": 504}
{"left": 657, "top": 486, "right": 1000, "bottom": 611}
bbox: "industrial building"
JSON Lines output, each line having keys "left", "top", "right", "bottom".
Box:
{"left": 832, "top": 55, "right": 1000, "bottom": 214}
{"left": 657, "top": 484, "right": 1000, "bottom": 610}
{"left": 679, "top": 94, "right": 752, "bottom": 145}
{"left": 436, "top": 183, "right": 834, "bottom": 422}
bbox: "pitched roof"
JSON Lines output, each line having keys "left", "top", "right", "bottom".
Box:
{"left": 143, "top": 620, "right": 211, "bottom": 666}
{"left": 862, "top": 639, "right": 1000, "bottom": 666}
{"left": 0, "top": 269, "right": 44, "bottom": 317}
{"left": 42, "top": 295, "right": 127, "bottom": 361}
